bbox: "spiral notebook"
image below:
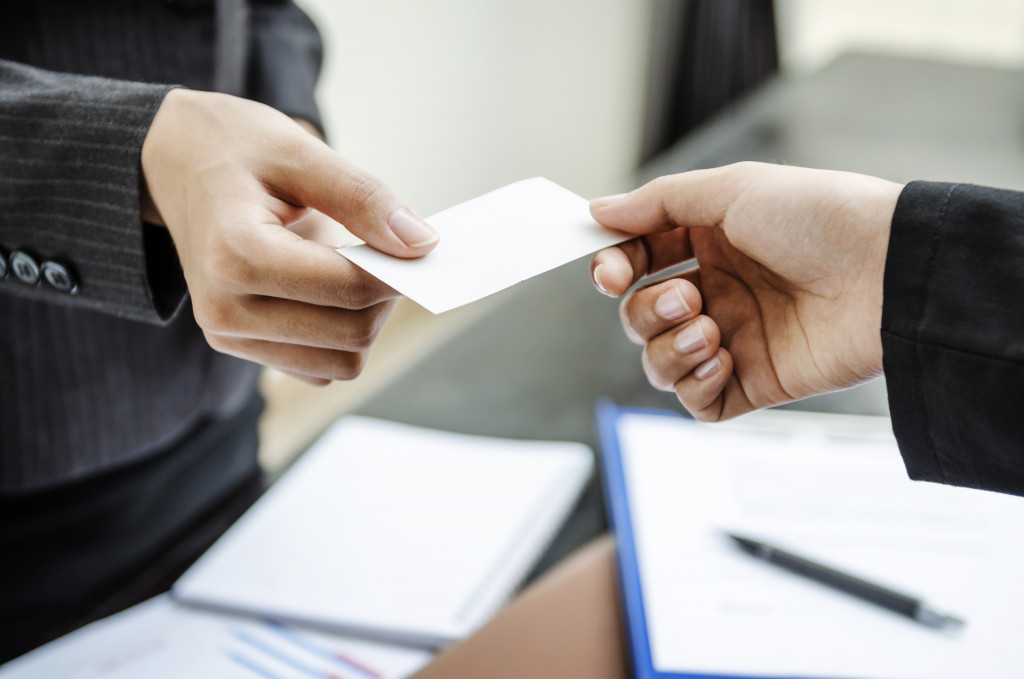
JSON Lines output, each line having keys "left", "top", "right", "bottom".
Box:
{"left": 174, "top": 416, "right": 593, "bottom": 649}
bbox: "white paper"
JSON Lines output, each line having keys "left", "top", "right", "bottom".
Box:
{"left": 337, "top": 177, "right": 631, "bottom": 314}
{"left": 617, "top": 410, "right": 1024, "bottom": 678}
{"left": 0, "top": 595, "right": 433, "bottom": 679}
{"left": 174, "top": 416, "right": 593, "bottom": 647}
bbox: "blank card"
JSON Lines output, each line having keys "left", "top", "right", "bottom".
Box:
{"left": 337, "top": 178, "right": 631, "bottom": 314}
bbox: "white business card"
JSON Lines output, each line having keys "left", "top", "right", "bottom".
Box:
{"left": 337, "top": 177, "right": 631, "bottom": 314}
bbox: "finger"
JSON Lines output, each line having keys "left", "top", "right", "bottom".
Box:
{"left": 590, "top": 229, "right": 697, "bottom": 296}
{"left": 589, "top": 165, "right": 745, "bottom": 235}
{"left": 205, "top": 334, "right": 371, "bottom": 382}
{"left": 620, "top": 274, "right": 703, "bottom": 344}
{"left": 641, "top": 316, "right": 721, "bottom": 391}
{"left": 590, "top": 240, "right": 648, "bottom": 297}
{"left": 673, "top": 347, "right": 735, "bottom": 422}
{"left": 198, "top": 297, "right": 396, "bottom": 352}
{"left": 214, "top": 224, "right": 399, "bottom": 309}
{"left": 263, "top": 136, "right": 439, "bottom": 258}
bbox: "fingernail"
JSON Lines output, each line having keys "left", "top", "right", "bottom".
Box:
{"left": 593, "top": 264, "right": 611, "bottom": 296}
{"left": 694, "top": 355, "right": 721, "bottom": 380}
{"left": 590, "top": 193, "right": 628, "bottom": 210}
{"left": 655, "top": 287, "right": 691, "bottom": 321}
{"left": 675, "top": 321, "right": 708, "bottom": 354}
{"left": 389, "top": 207, "right": 439, "bottom": 248}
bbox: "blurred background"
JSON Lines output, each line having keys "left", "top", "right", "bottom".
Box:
{"left": 261, "top": 0, "right": 1024, "bottom": 468}
{"left": 297, "top": 0, "right": 1024, "bottom": 213}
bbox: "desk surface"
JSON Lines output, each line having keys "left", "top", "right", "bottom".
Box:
{"left": 356, "top": 52, "right": 1024, "bottom": 573}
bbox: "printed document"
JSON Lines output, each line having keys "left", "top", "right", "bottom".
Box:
{"left": 618, "top": 410, "right": 1024, "bottom": 678}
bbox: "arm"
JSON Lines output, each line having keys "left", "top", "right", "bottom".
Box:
{"left": 0, "top": 1, "right": 325, "bottom": 324}
{"left": 589, "top": 162, "right": 1024, "bottom": 495}
{"left": 2, "top": 49, "right": 441, "bottom": 385}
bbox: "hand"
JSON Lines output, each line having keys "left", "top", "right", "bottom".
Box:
{"left": 141, "top": 88, "right": 439, "bottom": 385}
{"left": 589, "top": 162, "right": 902, "bottom": 420}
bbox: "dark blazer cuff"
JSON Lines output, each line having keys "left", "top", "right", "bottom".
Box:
{"left": 0, "top": 60, "right": 186, "bottom": 324}
{"left": 882, "top": 181, "right": 1024, "bottom": 496}
{"left": 143, "top": 222, "right": 189, "bottom": 321}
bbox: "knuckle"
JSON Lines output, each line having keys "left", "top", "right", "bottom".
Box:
{"left": 332, "top": 351, "right": 368, "bottom": 381}
{"left": 677, "top": 382, "right": 725, "bottom": 423}
{"left": 345, "top": 174, "right": 389, "bottom": 215}
{"left": 201, "top": 330, "right": 238, "bottom": 358}
{"left": 343, "top": 276, "right": 388, "bottom": 309}
{"left": 618, "top": 297, "right": 645, "bottom": 345}
{"left": 641, "top": 347, "right": 672, "bottom": 392}
{"left": 648, "top": 174, "right": 674, "bottom": 194}
{"left": 679, "top": 390, "right": 715, "bottom": 422}
{"left": 728, "top": 160, "right": 761, "bottom": 181}
{"left": 204, "top": 245, "right": 258, "bottom": 292}
{"left": 273, "top": 134, "right": 316, "bottom": 172}
{"left": 202, "top": 330, "right": 227, "bottom": 352}
{"left": 193, "top": 299, "right": 237, "bottom": 335}
{"left": 344, "top": 280, "right": 374, "bottom": 309}
{"left": 689, "top": 406, "right": 718, "bottom": 423}
{"left": 346, "top": 316, "right": 382, "bottom": 351}
{"left": 622, "top": 289, "right": 643, "bottom": 322}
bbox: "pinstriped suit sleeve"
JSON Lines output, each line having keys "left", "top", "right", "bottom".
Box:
{"left": 0, "top": 59, "right": 184, "bottom": 324}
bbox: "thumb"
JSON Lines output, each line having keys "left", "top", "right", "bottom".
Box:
{"left": 265, "top": 136, "right": 439, "bottom": 259}
{"left": 589, "top": 165, "right": 742, "bottom": 235}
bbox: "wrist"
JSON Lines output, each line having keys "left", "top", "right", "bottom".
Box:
{"left": 860, "top": 179, "right": 903, "bottom": 379}
{"left": 140, "top": 87, "right": 193, "bottom": 226}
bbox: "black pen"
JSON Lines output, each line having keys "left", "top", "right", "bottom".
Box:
{"left": 726, "top": 533, "right": 965, "bottom": 632}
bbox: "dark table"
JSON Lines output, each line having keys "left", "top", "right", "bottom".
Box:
{"left": 356, "top": 52, "right": 1024, "bottom": 578}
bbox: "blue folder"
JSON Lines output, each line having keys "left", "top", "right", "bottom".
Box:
{"left": 596, "top": 400, "right": 801, "bottom": 679}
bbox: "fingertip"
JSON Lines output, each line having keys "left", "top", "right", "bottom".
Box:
{"left": 592, "top": 263, "right": 612, "bottom": 296}
{"left": 387, "top": 207, "right": 440, "bottom": 257}
{"left": 590, "top": 248, "right": 634, "bottom": 297}
{"left": 653, "top": 280, "right": 695, "bottom": 322}
{"left": 593, "top": 261, "right": 632, "bottom": 297}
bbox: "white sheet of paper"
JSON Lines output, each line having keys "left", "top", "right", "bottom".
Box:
{"left": 618, "top": 410, "right": 1024, "bottom": 678}
{"left": 337, "top": 177, "right": 631, "bottom": 314}
{"left": 173, "top": 416, "right": 593, "bottom": 647}
{"left": 0, "top": 595, "right": 433, "bottom": 679}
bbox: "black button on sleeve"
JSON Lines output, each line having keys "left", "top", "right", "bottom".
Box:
{"left": 41, "top": 260, "right": 79, "bottom": 294}
{"left": 10, "top": 250, "right": 40, "bottom": 285}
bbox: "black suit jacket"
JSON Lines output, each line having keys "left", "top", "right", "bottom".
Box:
{"left": 0, "top": 0, "right": 325, "bottom": 661}
{"left": 883, "top": 181, "right": 1024, "bottom": 496}
{"left": 0, "top": 0, "right": 322, "bottom": 492}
